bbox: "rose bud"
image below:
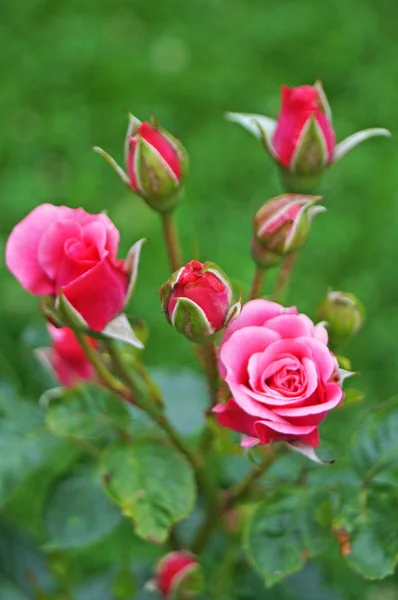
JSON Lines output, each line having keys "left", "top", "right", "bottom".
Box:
{"left": 227, "top": 81, "right": 390, "bottom": 193}
{"left": 160, "top": 260, "right": 241, "bottom": 343}
{"left": 5, "top": 204, "right": 144, "bottom": 333}
{"left": 45, "top": 325, "right": 96, "bottom": 386}
{"left": 251, "top": 194, "right": 325, "bottom": 268}
{"left": 155, "top": 552, "right": 203, "bottom": 599}
{"left": 317, "top": 290, "right": 365, "bottom": 349}
{"left": 94, "top": 114, "right": 188, "bottom": 213}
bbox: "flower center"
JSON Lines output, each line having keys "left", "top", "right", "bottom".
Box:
{"left": 266, "top": 363, "right": 305, "bottom": 395}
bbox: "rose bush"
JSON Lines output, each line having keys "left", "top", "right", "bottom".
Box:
{"left": 214, "top": 299, "right": 343, "bottom": 448}
{"left": 5, "top": 204, "right": 132, "bottom": 331}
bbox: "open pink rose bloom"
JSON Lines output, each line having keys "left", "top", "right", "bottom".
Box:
{"left": 5, "top": 204, "right": 129, "bottom": 331}
{"left": 214, "top": 299, "right": 343, "bottom": 448}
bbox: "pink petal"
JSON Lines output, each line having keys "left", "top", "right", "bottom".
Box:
{"left": 241, "top": 436, "right": 260, "bottom": 449}
{"left": 265, "top": 313, "right": 315, "bottom": 339}
{"left": 5, "top": 204, "right": 62, "bottom": 294}
{"left": 221, "top": 299, "right": 297, "bottom": 346}
{"left": 62, "top": 259, "right": 128, "bottom": 331}
{"left": 254, "top": 418, "right": 317, "bottom": 441}
{"left": 274, "top": 382, "right": 342, "bottom": 418}
{"left": 229, "top": 382, "right": 288, "bottom": 422}
{"left": 313, "top": 323, "right": 328, "bottom": 344}
{"left": 213, "top": 399, "right": 257, "bottom": 437}
{"left": 220, "top": 326, "right": 280, "bottom": 385}
{"left": 302, "top": 337, "right": 335, "bottom": 381}
{"left": 38, "top": 220, "right": 83, "bottom": 280}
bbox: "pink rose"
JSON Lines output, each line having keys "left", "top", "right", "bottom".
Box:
{"left": 214, "top": 299, "right": 343, "bottom": 448}
{"left": 273, "top": 85, "right": 336, "bottom": 168}
{"left": 5, "top": 204, "right": 130, "bottom": 331}
{"left": 47, "top": 325, "right": 96, "bottom": 386}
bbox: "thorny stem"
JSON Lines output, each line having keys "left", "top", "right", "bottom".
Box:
{"left": 161, "top": 210, "right": 183, "bottom": 272}
{"left": 273, "top": 253, "right": 297, "bottom": 303}
{"left": 249, "top": 265, "right": 266, "bottom": 300}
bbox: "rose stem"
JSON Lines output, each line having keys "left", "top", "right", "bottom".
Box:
{"left": 73, "top": 329, "right": 134, "bottom": 402}
{"left": 195, "top": 342, "right": 220, "bottom": 456}
{"left": 105, "top": 339, "right": 163, "bottom": 408}
{"left": 223, "top": 449, "right": 275, "bottom": 510}
{"left": 249, "top": 265, "right": 266, "bottom": 300}
{"left": 196, "top": 342, "right": 219, "bottom": 408}
{"left": 273, "top": 253, "right": 297, "bottom": 303}
{"left": 101, "top": 339, "right": 218, "bottom": 536}
{"left": 161, "top": 210, "right": 183, "bottom": 271}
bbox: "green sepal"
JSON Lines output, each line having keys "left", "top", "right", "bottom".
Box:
{"left": 290, "top": 115, "right": 328, "bottom": 176}
{"left": 171, "top": 297, "right": 214, "bottom": 342}
{"left": 159, "top": 280, "right": 174, "bottom": 323}
{"left": 171, "top": 563, "right": 204, "bottom": 600}
{"left": 134, "top": 137, "right": 182, "bottom": 212}
{"left": 278, "top": 167, "right": 324, "bottom": 194}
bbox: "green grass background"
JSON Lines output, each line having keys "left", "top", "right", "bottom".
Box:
{"left": 0, "top": 0, "right": 397, "bottom": 597}
{"left": 1, "top": 0, "right": 397, "bottom": 402}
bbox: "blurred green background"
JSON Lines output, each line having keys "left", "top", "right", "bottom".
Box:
{"left": 0, "top": 0, "right": 397, "bottom": 598}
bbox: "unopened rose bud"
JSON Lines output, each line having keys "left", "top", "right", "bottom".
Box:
{"left": 227, "top": 82, "right": 390, "bottom": 194}
{"left": 251, "top": 194, "right": 325, "bottom": 268}
{"left": 272, "top": 85, "right": 335, "bottom": 192}
{"left": 94, "top": 115, "right": 188, "bottom": 212}
{"left": 160, "top": 260, "right": 241, "bottom": 343}
{"left": 155, "top": 552, "right": 203, "bottom": 599}
{"left": 317, "top": 291, "right": 365, "bottom": 348}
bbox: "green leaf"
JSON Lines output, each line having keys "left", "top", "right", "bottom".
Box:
{"left": 244, "top": 487, "right": 331, "bottom": 587}
{"left": 0, "top": 578, "right": 30, "bottom": 600}
{"left": 351, "top": 396, "right": 398, "bottom": 485}
{"left": 99, "top": 437, "right": 196, "bottom": 543}
{"left": 334, "top": 488, "right": 398, "bottom": 580}
{"left": 149, "top": 368, "right": 207, "bottom": 436}
{"left": 0, "top": 387, "right": 72, "bottom": 508}
{"left": 44, "top": 465, "right": 122, "bottom": 550}
{"left": 45, "top": 385, "right": 130, "bottom": 440}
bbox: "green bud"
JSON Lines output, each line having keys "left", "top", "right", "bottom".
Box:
{"left": 317, "top": 291, "right": 365, "bottom": 348}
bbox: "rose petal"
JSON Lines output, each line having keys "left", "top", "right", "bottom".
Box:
{"left": 220, "top": 326, "right": 280, "bottom": 384}
{"left": 61, "top": 259, "right": 128, "bottom": 331}
{"left": 302, "top": 337, "right": 335, "bottom": 381}
{"left": 264, "top": 313, "right": 315, "bottom": 339}
{"left": 38, "top": 220, "right": 84, "bottom": 280}
{"left": 221, "top": 299, "right": 297, "bottom": 346}
{"left": 275, "top": 382, "right": 342, "bottom": 420}
{"left": 213, "top": 399, "right": 257, "bottom": 437}
{"left": 254, "top": 418, "right": 317, "bottom": 443}
{"left": 5, "top": 204, "right": 63, "bottom": 294}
